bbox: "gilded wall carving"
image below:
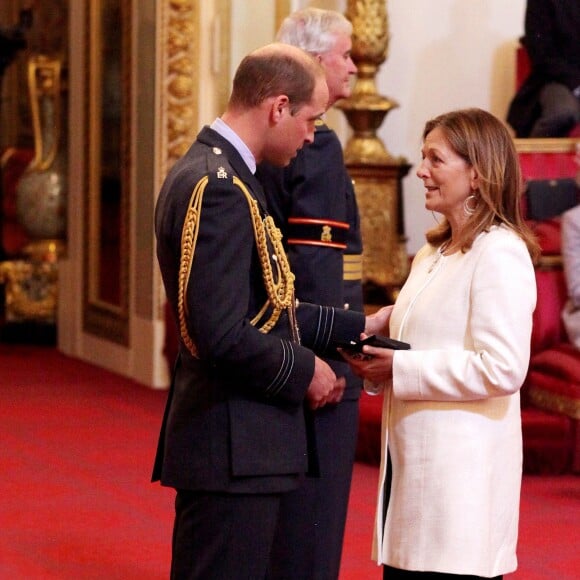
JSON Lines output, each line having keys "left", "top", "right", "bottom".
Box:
{"left": 159, "top": 0, "right": 200, "bottom": 178}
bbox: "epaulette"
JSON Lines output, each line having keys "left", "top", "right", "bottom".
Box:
{"left": 315, "top": 119, "right": 330, "bottom": 132}
{"left": 206, "top": 145, "right": 234, "bottom": 184}
{"left": 178, "top": 147, "right": 299, "bottom": 357}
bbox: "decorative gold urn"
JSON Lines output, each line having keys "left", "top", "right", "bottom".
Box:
{"left": 15, "top": 55, "right": 67, "bottom": 261}
{"left": 337, "top": 0, "right": 410, "bottom": 301}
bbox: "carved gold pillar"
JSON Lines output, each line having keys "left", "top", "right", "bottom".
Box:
{"left": 337, "top": 0, "right": 410, "bottom": 301}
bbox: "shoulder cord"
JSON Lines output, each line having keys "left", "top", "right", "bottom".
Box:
{"left": 177, "top": 176, "right": 207, "bottom": 358}
{"left": 177, "top": 175, "right": 298, "bottom": 358}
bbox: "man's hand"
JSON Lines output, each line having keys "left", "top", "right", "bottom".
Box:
{"left": 326, "top": 375, "right": 346, "bottom": 405}
{"left": 305, "top": 356, "right": 338, "bottom": 410}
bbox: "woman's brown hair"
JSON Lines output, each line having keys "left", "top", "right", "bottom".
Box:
{"left": 423, "top": 108, "right": 540, "bottom": 262}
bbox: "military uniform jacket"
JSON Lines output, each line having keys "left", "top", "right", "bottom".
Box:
{"left": 257, "top": 121, "right": 364, "bottom": 400}
{"left": 152, "top": 127, "right": 364, "bottom": 493}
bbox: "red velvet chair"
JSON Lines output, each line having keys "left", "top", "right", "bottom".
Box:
{"left": 521, "top": 265, "right": 580, "bottom": 473}
{"left": 516, "top": 139, "right": 580, "bottom": 473}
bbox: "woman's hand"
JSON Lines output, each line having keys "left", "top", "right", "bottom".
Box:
{"left": 364, "top": 305, "right": 394, "bottom": 336}
{"left": 340, "top": 341, "right": 395, "bottom": 384}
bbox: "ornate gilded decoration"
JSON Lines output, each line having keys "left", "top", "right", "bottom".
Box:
{"left": 0, "top": 259, "right": 58, "bottom": 322}
{"left": 27, "top": 56, "right": 62, "bottom": 172}
{"left": 159, "top": 0, "right": 200, "bottom": 177}
{"left": 156, "top": 0, "right": 202, "bottom": 341}
{"left": 16, "top": 54, "right": 67, "bottom": 247}
{"left": 348, "top": 0, "right": 389, "bottom": 64}
{"left": 349, "top": 164, "right": 410, "bottom": 292}
{"left": 514, "top": 137, "right": 579, "bottom": 153}
{"left": 336, "top": 0, "right": 410, "bottom": 297}
{"left": 529, "top": 386, "right": 580, "bottom": 420}
{"left": 337, "top": 0, "right": 400, "bottom": 164}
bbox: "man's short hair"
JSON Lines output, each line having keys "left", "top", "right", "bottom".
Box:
{"left": 228, "top": 43, "right": 324, "bottom": 114}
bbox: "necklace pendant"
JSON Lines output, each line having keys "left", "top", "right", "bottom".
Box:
{"left": 428, "top": 254, "right": 440, "bottom": 273}
{"left": 428, "top": 242, "right": 450, "bottom": 274}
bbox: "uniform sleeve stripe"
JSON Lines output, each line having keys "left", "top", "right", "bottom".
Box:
{"left": 265, "top": 340, "right": 295, "bottom": 397}
{"left": 312, "top": 305, "right": 335, "bottom": 352}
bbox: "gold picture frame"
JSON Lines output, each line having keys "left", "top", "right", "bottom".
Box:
{"left": 83, "top": 1, "right": 204, "bottom": 346}
{"left": 514, "top": 137, "right": 579, "bottom": 154}
{"left": 83, "top": 0, "right": 131, "bottom": 345}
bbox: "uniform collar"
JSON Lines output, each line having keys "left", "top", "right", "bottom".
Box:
{"left": 210, "top": 117, "right": 256, "bottom": 174}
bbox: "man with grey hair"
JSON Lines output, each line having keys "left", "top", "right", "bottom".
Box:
{"left": 257, "top": 8, "right": 363, "bottom": 580}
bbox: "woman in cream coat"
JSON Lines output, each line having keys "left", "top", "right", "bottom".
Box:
{"left": 343, "top": 108, "right": 540, "bottom": 579}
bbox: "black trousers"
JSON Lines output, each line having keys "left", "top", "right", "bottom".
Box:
{"left": 265, "top": 399, "right": 359, "bottom": 580}
{"left": 383, "top": 566, "right": 502, "bottom": 579}
{"left": 171, "top": 489, "right": 281, "bottom": 579}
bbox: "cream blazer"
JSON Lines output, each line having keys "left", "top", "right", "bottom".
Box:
{"left": 374, "top": 226, "right": 536, "bottom": 576}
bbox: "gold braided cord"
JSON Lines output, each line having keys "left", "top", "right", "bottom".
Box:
{"left": 177, "top": 176, "right": 208, "bottom": 357}
{"left": 232, "top": 176, "right": 296, "bottom": 333}
{"left": 250, "top": 300, "right": 270, "bottom": 327}
{"left": 177, "top": 174, "right": 297, "bottom": 358}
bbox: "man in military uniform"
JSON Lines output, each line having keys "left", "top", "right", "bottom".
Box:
{"left": 256, "top": 9, "right": 365, "bottom": 580}
{"left": 153, "top": 43, "right": 389, "bottom": 579}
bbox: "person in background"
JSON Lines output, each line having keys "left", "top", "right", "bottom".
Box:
{"left": 561, "top": 144, "right": 580, "bottom": 349}
{"left": 256, "top": 9, "right": 362, "bottom": 579}
{"left": 342, "top": 108, "right": 540, "bottom": 579}
{"left": 507, "top": 0, "right": 580, "bottom": 138}
{"left": 152, "top": 42, "right": 390, "bottom": 579}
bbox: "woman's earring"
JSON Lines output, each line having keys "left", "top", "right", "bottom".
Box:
{"left": 463, "top": 194, "right": 478, "bottom": 216}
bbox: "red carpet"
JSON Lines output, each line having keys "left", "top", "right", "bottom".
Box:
{"left": 0, "top": 344, "right": 578, "bottom": 579}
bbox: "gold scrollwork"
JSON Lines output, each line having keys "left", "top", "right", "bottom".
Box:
{"left": 351, "top": 166, "right": 410, "bottom": 290}
{"left": 529, "top": 385, "right": 580, "bottom": 420}
{"left": 0, "top": 260, "right": 58, "bottom": 322}
{"left": 160, "top": 1, "right": 199, "bottom": 175}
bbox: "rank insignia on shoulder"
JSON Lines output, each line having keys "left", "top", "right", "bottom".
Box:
{"left": 217, "top": 166, "right": 228, "bottom": 179}
{"left": 212, "top": 147, "right": 222, "bottom": 155}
